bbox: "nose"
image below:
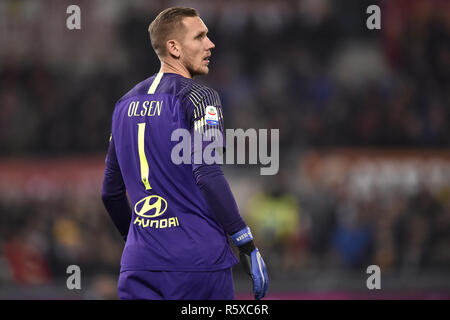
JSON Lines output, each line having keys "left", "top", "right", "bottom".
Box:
{"left": 206, "top": 36, "right": 215, "bottom": 50}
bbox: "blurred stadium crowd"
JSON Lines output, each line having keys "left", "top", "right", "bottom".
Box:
{"left": 0, "top": 0, "right": 449, "bottom": 298}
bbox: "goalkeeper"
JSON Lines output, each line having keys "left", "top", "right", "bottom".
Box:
{"left": 101, "top": 7, "right": 268, "bottom": 300}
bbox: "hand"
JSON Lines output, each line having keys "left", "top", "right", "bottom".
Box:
{"left": 239, "top": 247, "right": 269, "bottom": 300}
{"left": 230, "top": 227, "right": 269, "bottom": 300}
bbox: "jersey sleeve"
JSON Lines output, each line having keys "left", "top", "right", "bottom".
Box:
{"left": 180, "top": 85, "right": 247, "bottom": 235}
{"left": 101, "top": 135, "right": 132, "bottom": 241}
{"left": 182, "top": 86, "right": 226, "bottom": 156}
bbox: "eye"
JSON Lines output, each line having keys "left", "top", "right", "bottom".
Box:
{"left": 195, "top": 33, "right": 206, "bottom": 40}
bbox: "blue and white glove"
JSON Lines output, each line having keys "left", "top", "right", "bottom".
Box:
{"left": 231, "top": 227, "right": 269, "bottom": 300}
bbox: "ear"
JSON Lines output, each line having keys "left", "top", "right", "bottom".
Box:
{"left": 166, "top": 39, "right": 181, "bottom": 58}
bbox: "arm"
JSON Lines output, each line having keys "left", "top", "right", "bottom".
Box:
{"left": 193, "top": 163, "right": 246, "bottom": 234}
{"left": 185, "top": 86, "right": 268, "bottom": 299}
{"left": 193, "top": 163, "right": 269, "bottom": 299}
{"left": 101, "top": 136, "right": 132, "bottom": 241}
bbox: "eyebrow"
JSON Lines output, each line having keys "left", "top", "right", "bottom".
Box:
{"left": 194, "top": 29, "right": 208, "bottom": 38}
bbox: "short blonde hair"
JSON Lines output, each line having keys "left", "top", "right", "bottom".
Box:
{"left": 148, "top": 7, "right": 199, "bottom": 57}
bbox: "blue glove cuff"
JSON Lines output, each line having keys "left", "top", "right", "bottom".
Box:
{"left": 230, "top": 226, "right": 253, "bottom": 247}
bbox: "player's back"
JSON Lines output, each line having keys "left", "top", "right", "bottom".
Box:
{"left": 111, "top": 72, "right": 237, "bottom": 271}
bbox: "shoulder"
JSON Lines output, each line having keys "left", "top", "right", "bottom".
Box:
{"left": 179, "top": 78, "right": 222, "bottom": 109}
{"left": 114, "top": 73, "right": 221, "bottom": 109}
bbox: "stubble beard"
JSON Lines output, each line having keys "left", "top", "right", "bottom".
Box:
{"left": 185, "top": 59, "right": 209, "bottom": 78}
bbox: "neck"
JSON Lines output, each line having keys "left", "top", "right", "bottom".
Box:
{"left": 159, "top": 58, "right": 192, "bottom": 79}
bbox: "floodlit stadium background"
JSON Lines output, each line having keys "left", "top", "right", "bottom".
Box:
{"left": 0, "top": 0, "right": 449, "bottom": 299}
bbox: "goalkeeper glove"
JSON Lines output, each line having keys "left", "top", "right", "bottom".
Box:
{"left": 231, "top": 227, "right": 268, "bottom": 300}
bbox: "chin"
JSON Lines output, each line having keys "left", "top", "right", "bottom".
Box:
{"left": 201, "top": 67, "right": 209, "bottom": 75}
{"left": 190, "top": 66, "right": 209, "bottom": 77}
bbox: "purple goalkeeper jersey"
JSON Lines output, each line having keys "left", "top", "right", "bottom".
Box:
{"left": 109, "top": 72, "right": 238, "bottom": 272}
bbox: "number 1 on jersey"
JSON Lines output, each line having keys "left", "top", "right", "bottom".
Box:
{"left": 137, "top": 122, "right": 151, "bottom": 190}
